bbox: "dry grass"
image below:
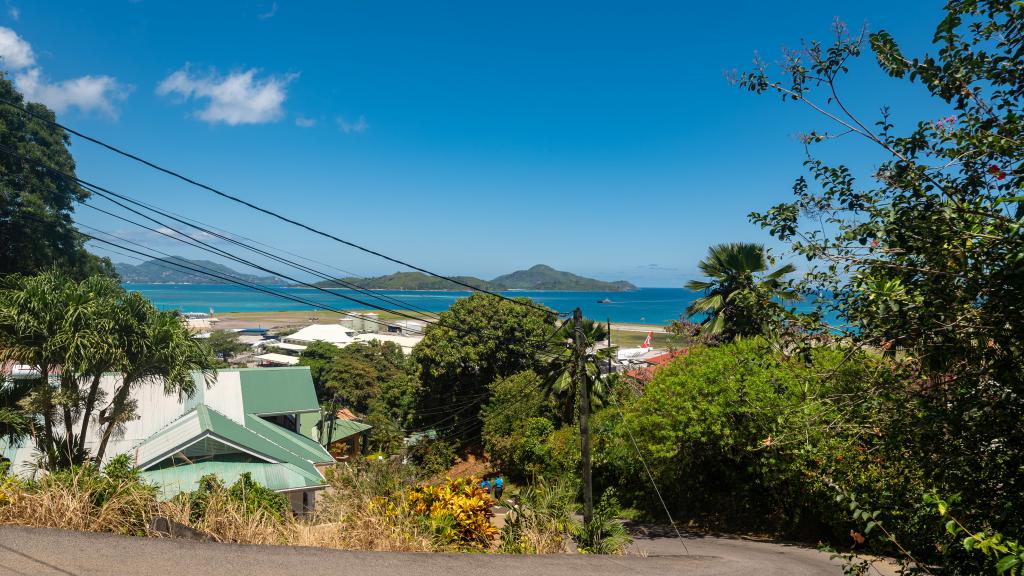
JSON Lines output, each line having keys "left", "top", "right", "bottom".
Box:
{"left": 0, "top": 461, "right": 445, "bottom": 551}
{"left": 0, "top": 461, "right": 574, "bottom": 554}
{"left": 0, "top": 469, "right": 155, "bottom": 536}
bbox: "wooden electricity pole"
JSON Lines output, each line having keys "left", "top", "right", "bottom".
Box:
{"left": 574, "top": 307, "right": 594, "bottom": 524}
{"left": 607, "top": 317, "right": 612, "bottom": 376}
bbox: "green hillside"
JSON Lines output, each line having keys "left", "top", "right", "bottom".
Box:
{"left": 491, "top": 264, "right": 636, "bottom": 291}
{"left": 316, "top": 265, "right": 636, "bottom": 292}
{"left": 319, "top": 271, "right": 499, "bottom": 291}
{"left": 116, "top": 257, "right": 286, "bottom": 285}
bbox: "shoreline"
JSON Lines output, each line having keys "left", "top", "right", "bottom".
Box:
{"left": 213, "top": 310, "right": 670, "bottom": 332}
{"left": 124, "top": 283, "right": 654, "bottom": 293}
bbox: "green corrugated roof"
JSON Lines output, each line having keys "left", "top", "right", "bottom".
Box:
{"left": 326, "top": 418, "right": 372, "bottom": 444}
{"left": 244, "top": 413, "right": 333, "bottom": 465}
{"left": 141, "top": 461, "right": 326, "bottom": 500}
{"left": 136, "top": 405, "right": 311, "bottom": 470}
{"left": 236, "top": 367, "right": 320, "bottom": 415}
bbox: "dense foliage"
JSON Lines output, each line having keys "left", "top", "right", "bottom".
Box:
{"left": 407, "top": 476, "right": 498, "bottom": 549}
{"left": 733, "top": 1, "right": 1024, "bottom": 571}
{"left": 0, "top": 74, "right": 114, "bottom": 279}
{"left": 206, "top": 330, "right": 248, "bottom": 364}
{"left": 299, "top": 339, "right": 419, "bottom": 453}
{"left": 481, "top": 370, "right": 556, "bottom": 482}
{"left": 413, "top": 294, "right": 556, "bottom": 446}
{"left": 178, "top": 473, "right": 291, "bottom": 523}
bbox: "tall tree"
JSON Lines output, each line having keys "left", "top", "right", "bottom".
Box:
{"left": 0, "top": 272, "right": 128, "bottom": 467}
{"left": 94, "top": 309, "right": 215, "bottom": 463}
{"left": 740, "top": 1, "right": 1024, "bottom": 569}
{"left": 684, "top": 243, "right": 797, "bottom": 341}
{"left": 412, "top": 294, "right": 556, "bottom": 446}
{"left": 0, "top": 73, "right": 113, "bottom": 278}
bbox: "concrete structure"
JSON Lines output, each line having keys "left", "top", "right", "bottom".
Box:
{"left": 255, "top": 352, "right": 300, "bottom": 366}
{"left": 384, "top": 319, "right": 427, "bottom": 336}
{"left": 339, "top": 312, "right": 380, "bottom": 333}
{"left": 1, "top": 367, "right": 334, "bottom": 514}
{"left": 265, "top": 322, "right": 423, "bottom": 358}
{"left": 283, "top": 324, "right": 358, "bottom": 347}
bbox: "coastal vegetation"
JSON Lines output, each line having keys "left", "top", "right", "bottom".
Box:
{"left": 299, "top": 339, "right": 420, "bottom": 454}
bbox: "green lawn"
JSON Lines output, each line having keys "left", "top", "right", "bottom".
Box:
{"left": 609, "top": 330, "right": 684, "bottom": 349}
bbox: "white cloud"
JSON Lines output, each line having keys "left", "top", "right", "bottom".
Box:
{"left": 15, "top": 68, "right": 131, "bottom": 117}
{"left": 336, "top": 114, "right": 367, "bottom": 134}
{"left": 257, "top": 2, "right": 277, "bottom": 20}
{"left": 0, "top": 26, "right": 33, "bottom": 68}
{"left": 7, "top": 4, "right": 19, "bottom": 22}
{"left": 157, "top": 66, "right": 295, "bottom": 125}
{"left": 0, "top": 27, "right": 130, "bottom": 117}
{"left": 294, "top": 115, "right": 315, "bottom": 128}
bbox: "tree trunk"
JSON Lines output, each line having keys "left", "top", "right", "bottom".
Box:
{"left": 60, "top": 373, "right": 76, "bottom": 462}
{"left": 77, "top": 373, "right": 103, "bottom": 458}
{"left": 37, "top": 363, "right": 56, "bottom": 470}
{"left": 94, "top": 380, "right": 132, "bottom": 465}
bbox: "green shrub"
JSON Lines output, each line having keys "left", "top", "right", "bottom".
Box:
{"left": 178, "top": 473, "right": 289, "bottom": 522}
{"left": 573, "top": 488, "right": 632, "bottom": 555}
{"left": 617, "top": 339, "right": 906, "bottom": 538}
{"left": 407, "top": 438, "right": 457, "bottom": 477}
{"left": 500, "top": 477, "right": 578, "bottom": 554}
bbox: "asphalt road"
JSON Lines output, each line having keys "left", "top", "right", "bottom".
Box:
{"left": 0, "top": 525, "right": 893, "bottom": 576}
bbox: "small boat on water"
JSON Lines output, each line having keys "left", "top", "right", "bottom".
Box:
{"left": 597, "top": 298, "right": 612, "bottom": 304}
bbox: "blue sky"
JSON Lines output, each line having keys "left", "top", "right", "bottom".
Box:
{"left": 2, "top": 1, "right": 949, "bottom": 286}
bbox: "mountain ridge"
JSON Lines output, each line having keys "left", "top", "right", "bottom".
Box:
{"left": 115, "top": 258, "right": 637, "bottom": 292}
{"left": 115, "top": 257, "right": 287, "bottom": 285}
{"left": 316, "top": 264, "right": 636, "bottom": 292}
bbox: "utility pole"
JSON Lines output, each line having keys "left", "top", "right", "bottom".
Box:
{"left": 607, "top": 317, "right": 613, "bottom": 376}
{"left": 574, "top": 307, "right": 594, "bottom": 524}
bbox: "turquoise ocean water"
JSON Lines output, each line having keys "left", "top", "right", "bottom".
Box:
{"left": 125, "top": 283, "right": 832, "bottom": 326}
{"left": 126, "top": 284, "right": 700, "bottom": 324}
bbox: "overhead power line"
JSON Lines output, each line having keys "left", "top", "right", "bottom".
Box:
{"left": 0, "top": 140, "right": 442, "bottom": 329}
{"left": 0, "top": 97, "right": 561, "bottom": 318}
{"left": 82, "top": 184, "right": 443, "bottom": 322}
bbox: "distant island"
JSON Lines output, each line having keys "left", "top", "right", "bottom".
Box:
{"left": 315, "top": 264, "right": 637, "bottom": 292}
{"left": 116, "top": 257, "right": 287, "bottom": 285}
{"left": 117, "top": 260, "right": 635, "bottom": 292}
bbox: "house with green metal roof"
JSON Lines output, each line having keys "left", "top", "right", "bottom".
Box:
{"left": 2, "top": 366, "right": 337, "bottom": 515}
{"left": 132, "top": 367, "right": 336, "bottom": 514}
{"left": 299, "top": 410, "right": 373, "bottom": 461}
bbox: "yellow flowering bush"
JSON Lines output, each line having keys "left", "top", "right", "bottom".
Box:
{"left": 407, "top": 476, "right": 497, "bottom": 549}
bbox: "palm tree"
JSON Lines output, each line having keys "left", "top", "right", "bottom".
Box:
{"left": 685, "top": 243, "right": 798, "bottom": 340}
{"left": 541, "top": 318, "right": 613, "bottom": 423}
{"left": 0, "top": 271, "right": 75, "bottom": 468}
{"left": 94, "top": 309, "right": 215, "bottom": 463}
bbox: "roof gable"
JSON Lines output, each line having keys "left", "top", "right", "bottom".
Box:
{"left": 134, "top": 405, "right": 320, "bottom": 470}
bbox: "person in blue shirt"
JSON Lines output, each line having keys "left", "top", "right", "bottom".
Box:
{"left": 493, "top": 475, "right": 504, "bottom": 499}
{"left": 480, "top": 478, "right": 491, "bottom": 494}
